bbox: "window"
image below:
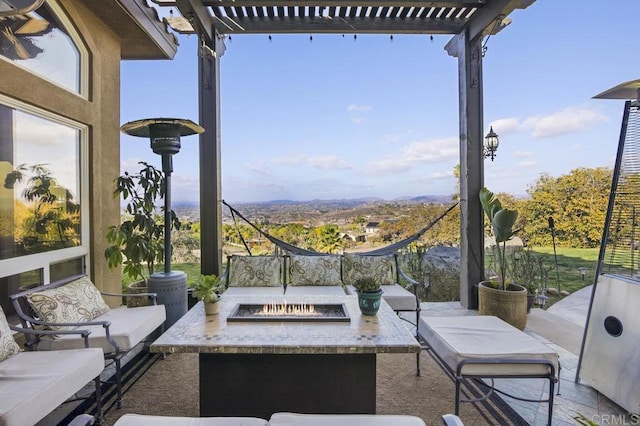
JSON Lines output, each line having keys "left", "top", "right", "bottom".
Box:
{"left": 0, "top": 95, "right": 89, "bottom": 310}
{"left": 0, "top": 0, "right": 87, "bottom": 95}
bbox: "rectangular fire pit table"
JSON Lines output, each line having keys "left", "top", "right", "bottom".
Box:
{"left": 150, "top": 294, "right": 420, "bottom": 419}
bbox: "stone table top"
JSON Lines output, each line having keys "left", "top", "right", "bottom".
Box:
{"left": 150, "top": 294, "right": 420, "bottom": 354}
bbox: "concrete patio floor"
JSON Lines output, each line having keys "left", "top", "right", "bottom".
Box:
{"left": 418, "top": 286, "right": 633, "bottom": 426}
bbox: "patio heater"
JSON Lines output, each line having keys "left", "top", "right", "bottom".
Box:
{"left": 576, "top": 80, "right": 640, "bottom": 415}
{"left": 121, "top": 118, "right": 204, "bottom": 328}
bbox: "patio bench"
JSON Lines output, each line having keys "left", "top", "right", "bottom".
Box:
{"left": 10, "top": 274, "right": 166, "bottom": 409}
{"left": 113, "top": 412, "right": 427, "bottom": 425}
{"left": 0, "top": 307, "right": 104, "bottom": 426}
{"left": 419, "top": 315, "right": 559, "bottom": 426}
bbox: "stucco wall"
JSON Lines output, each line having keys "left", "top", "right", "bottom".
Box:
{"left": 0, "top": 0, "right": 123, "bottom": 301}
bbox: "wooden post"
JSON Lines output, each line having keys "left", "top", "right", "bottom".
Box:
{"left": 198, "top": 34, "right": 224, "bottom": 276}
{"left": 446, "top": 30, "right": 485, "bottom": 309}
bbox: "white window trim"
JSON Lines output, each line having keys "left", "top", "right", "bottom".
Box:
{"left": 0, "top": 94, "right": 90, "bottom": 283}
{"left": 0, "top": 0, "right": 90, "bottom": 98}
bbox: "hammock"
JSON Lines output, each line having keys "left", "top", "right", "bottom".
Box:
{"left": 223, "top": 200, "right": 459, "bottom": 257}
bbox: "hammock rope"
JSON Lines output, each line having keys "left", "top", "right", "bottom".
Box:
{"left": 222, "top": 200, "right": 459, "bottom": 256}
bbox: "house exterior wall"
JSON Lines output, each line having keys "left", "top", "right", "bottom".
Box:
{"left": 0, "top": 0, "right": 122, "bottom": 298}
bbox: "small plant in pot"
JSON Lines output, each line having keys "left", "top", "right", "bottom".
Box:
{"left": 353, "top": 276, "right": 383, "bottom": 316}
{"left": 192, "top": 274, "right": 224, "bottom": 315}
{"left": 478, "top": 187, "right": 528, "bottom": 330}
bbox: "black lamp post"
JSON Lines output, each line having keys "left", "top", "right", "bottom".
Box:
{"left": 121, "top": 118, "right": 204, "bottom": 327}
{"left": 484, "top": 126, "right": 499, "bottom": 161}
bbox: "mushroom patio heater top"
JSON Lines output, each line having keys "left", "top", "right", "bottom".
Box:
{"left": 121, "top": 118, "right": 204, "bottom": 327}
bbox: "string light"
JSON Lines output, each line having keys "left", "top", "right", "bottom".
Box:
{"left": 390, "top": 34, "right": 394, "bottom": 42}
{"left": 430, "top": 35, "right": 434, "bottom": 42}
{"left": 268, "top": 34, "right": 272, "bottom": 42}
{"left": 309, "top": 34, "right": 313, "bottom": 42}
{"left": 353, "top": 34, "right": 357, "bottom": 41}
{"left": 228, "top": 35, "right": 232, "bottom": 42}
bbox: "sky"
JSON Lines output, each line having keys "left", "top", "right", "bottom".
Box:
{"left": 120, "top": 0, "right": 640, "bottom": 204}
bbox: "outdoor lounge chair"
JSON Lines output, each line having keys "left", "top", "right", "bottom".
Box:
{"left": 419, "top": 316, "right": 558, "bottom": 426}
{"left": 10, "top": 274, "right": 166, "bottom": 409}
{"left": 0, "top": 306, "right": 104, "bottom": 426}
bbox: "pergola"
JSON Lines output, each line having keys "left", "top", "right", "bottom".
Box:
{"left": 150, "top": 0, "right": 536, "bottom": 309}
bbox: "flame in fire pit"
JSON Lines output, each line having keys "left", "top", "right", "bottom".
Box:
{"left": 260, "top": 301, "right": 318, "bottom": 316}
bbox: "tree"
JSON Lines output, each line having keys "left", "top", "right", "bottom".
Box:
{"left": 521, "top": 167, "right": 611, "bottom": 248}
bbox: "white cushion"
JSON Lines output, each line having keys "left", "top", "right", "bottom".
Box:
{"left": 269, "top": 412, "right": 426, "bottom": 426}
{"left": 0, "top": 307, "right": 20, "bottom": 362}
{"left": 228, "top": 256, "right": 282, "bottom": 288}
{"left": 289, "top": 254, "right": 342, "bottom": 286}
{"left": 113, "top": 414, "right": 268, "bottom": 426}
{"left": 284, "top": 285, "right": 347, "bottom": 296}
{"left": 26, "top": 276, "right": 110, "bottom": 331}
{"left": 0, "top": 348, "right": 103, "bottom": 426}
{"left": 419, "top": 316, "right": 559, "bottom": 376}
{"left": 225, "top": 287, "right": 285, "bottom": 296}
{"left": 36, "top": 305, "right": 165, "bottom": 353}
{"left": 380, "top": 284, "right": 417, "bottom": 311}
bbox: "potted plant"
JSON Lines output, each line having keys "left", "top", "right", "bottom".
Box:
{"left": 478, "top": 187, "right": 528, "bottom": 330}
{"left": 353, "top": 276, "right": 383, "bottom": 316}
{"left": 191, "top": 274, "right": 224, "bottom": 315}
{"left": 104, "top": 162, "right": 181, "bottom": 307}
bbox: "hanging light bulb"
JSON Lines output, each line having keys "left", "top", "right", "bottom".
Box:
{"left": 353, "top": 34, "right": 357, "bottom": 41}
{"left": 390, "top": 34, "right": 394, "bottom": 42}
{"left": 310, "top": 34, "right": 313, "bottom": 42}
{"left": 228, "top": 35, "right": 232, "bottom": 42}
{"left": 268, "top": 34, "right": 272, "bottom": 42}
{"left": 430, "top": 35, "right": 434, "bottom": 42}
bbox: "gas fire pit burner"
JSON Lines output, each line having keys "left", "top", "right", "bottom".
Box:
{"left": 227, "top": 302, "right": 350, "bottom": 322}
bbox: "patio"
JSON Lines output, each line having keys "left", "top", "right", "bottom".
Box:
{"left": 38, "top": 289, "right": 630, "bottom": 426}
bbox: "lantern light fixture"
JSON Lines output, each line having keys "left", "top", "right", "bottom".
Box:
{"left": 484, "top": 126, "right": 499, "bottom": 161}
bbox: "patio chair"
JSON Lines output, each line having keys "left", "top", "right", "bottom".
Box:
{"left": 10, "top": 274, "right": 166, "bottom": 409}
{"left": 0, "top": 306, "right": 104, "bottom": 426}
{"left": 342, "top": 253, "right": 424, "bottom": 374}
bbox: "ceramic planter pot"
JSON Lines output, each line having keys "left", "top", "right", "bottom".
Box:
{"left": 126, "top": 280, "right": 148, "bottom": 308}
{"left": 478, "top": 281, "right": 527, "bottom": 330}
{"left": 356, "top": 288, "right": 384, "bottom": 316}
{"left": 204, "top": 301, "right": 220, "bottom": 315}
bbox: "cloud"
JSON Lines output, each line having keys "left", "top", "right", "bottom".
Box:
{"left": 489, "top": 118, "right": 520, "bottom": 135}
{"left": 513, "top": 150, "right": 533, "bottom": 158}
{"left": 516, "top": 160, "right": 537, "bottom": 167}
{"left": 364, "top": 137, "right": 458, "bottom": 174}
{"left": 489, "top": 106, "right": 608, "bottom": 140}
{"left": 524, "top": 107, "right": 608, "bottom": 139}
{"left": 347, "top": 104, "right": 373, "bottom": 124}
{"left": 408, "top": 169, "right": 455, "bottom": 184}
{"left": 347, "top": 104, "right": 372, "bottom": 112}
{"left": 244, "top": 161, "right": 272, "bottom": 176}
{"left": 271, "top": 154, "right": 352, "bottom": 171}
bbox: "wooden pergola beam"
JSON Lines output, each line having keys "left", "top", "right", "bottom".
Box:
{"left": 202, "top": 0, "right": 485, "bottom": 6}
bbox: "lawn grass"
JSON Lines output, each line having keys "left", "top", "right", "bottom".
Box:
{"left": 120, "top": 263, "right": 211, "bottom": 289}
{"left": 531, "top": 246, "right": 599, "bottom": 307}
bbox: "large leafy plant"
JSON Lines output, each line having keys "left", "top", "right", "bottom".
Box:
{"left": 104, "top": 162, "right": 181, "bottom": 284}
{"left": 479, "top": 187, "right": 519, "bottom": 290}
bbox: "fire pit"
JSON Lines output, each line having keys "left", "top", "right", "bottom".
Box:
{"left": 227, "top": 302, "right": 350, "bottom": 322}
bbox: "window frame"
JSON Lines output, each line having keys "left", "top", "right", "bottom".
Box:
{"left": 0, "top": 0, "right": 90, "bottom": 98}
{"left": 0, "top": 93, "right": 90, "bottom": 284}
